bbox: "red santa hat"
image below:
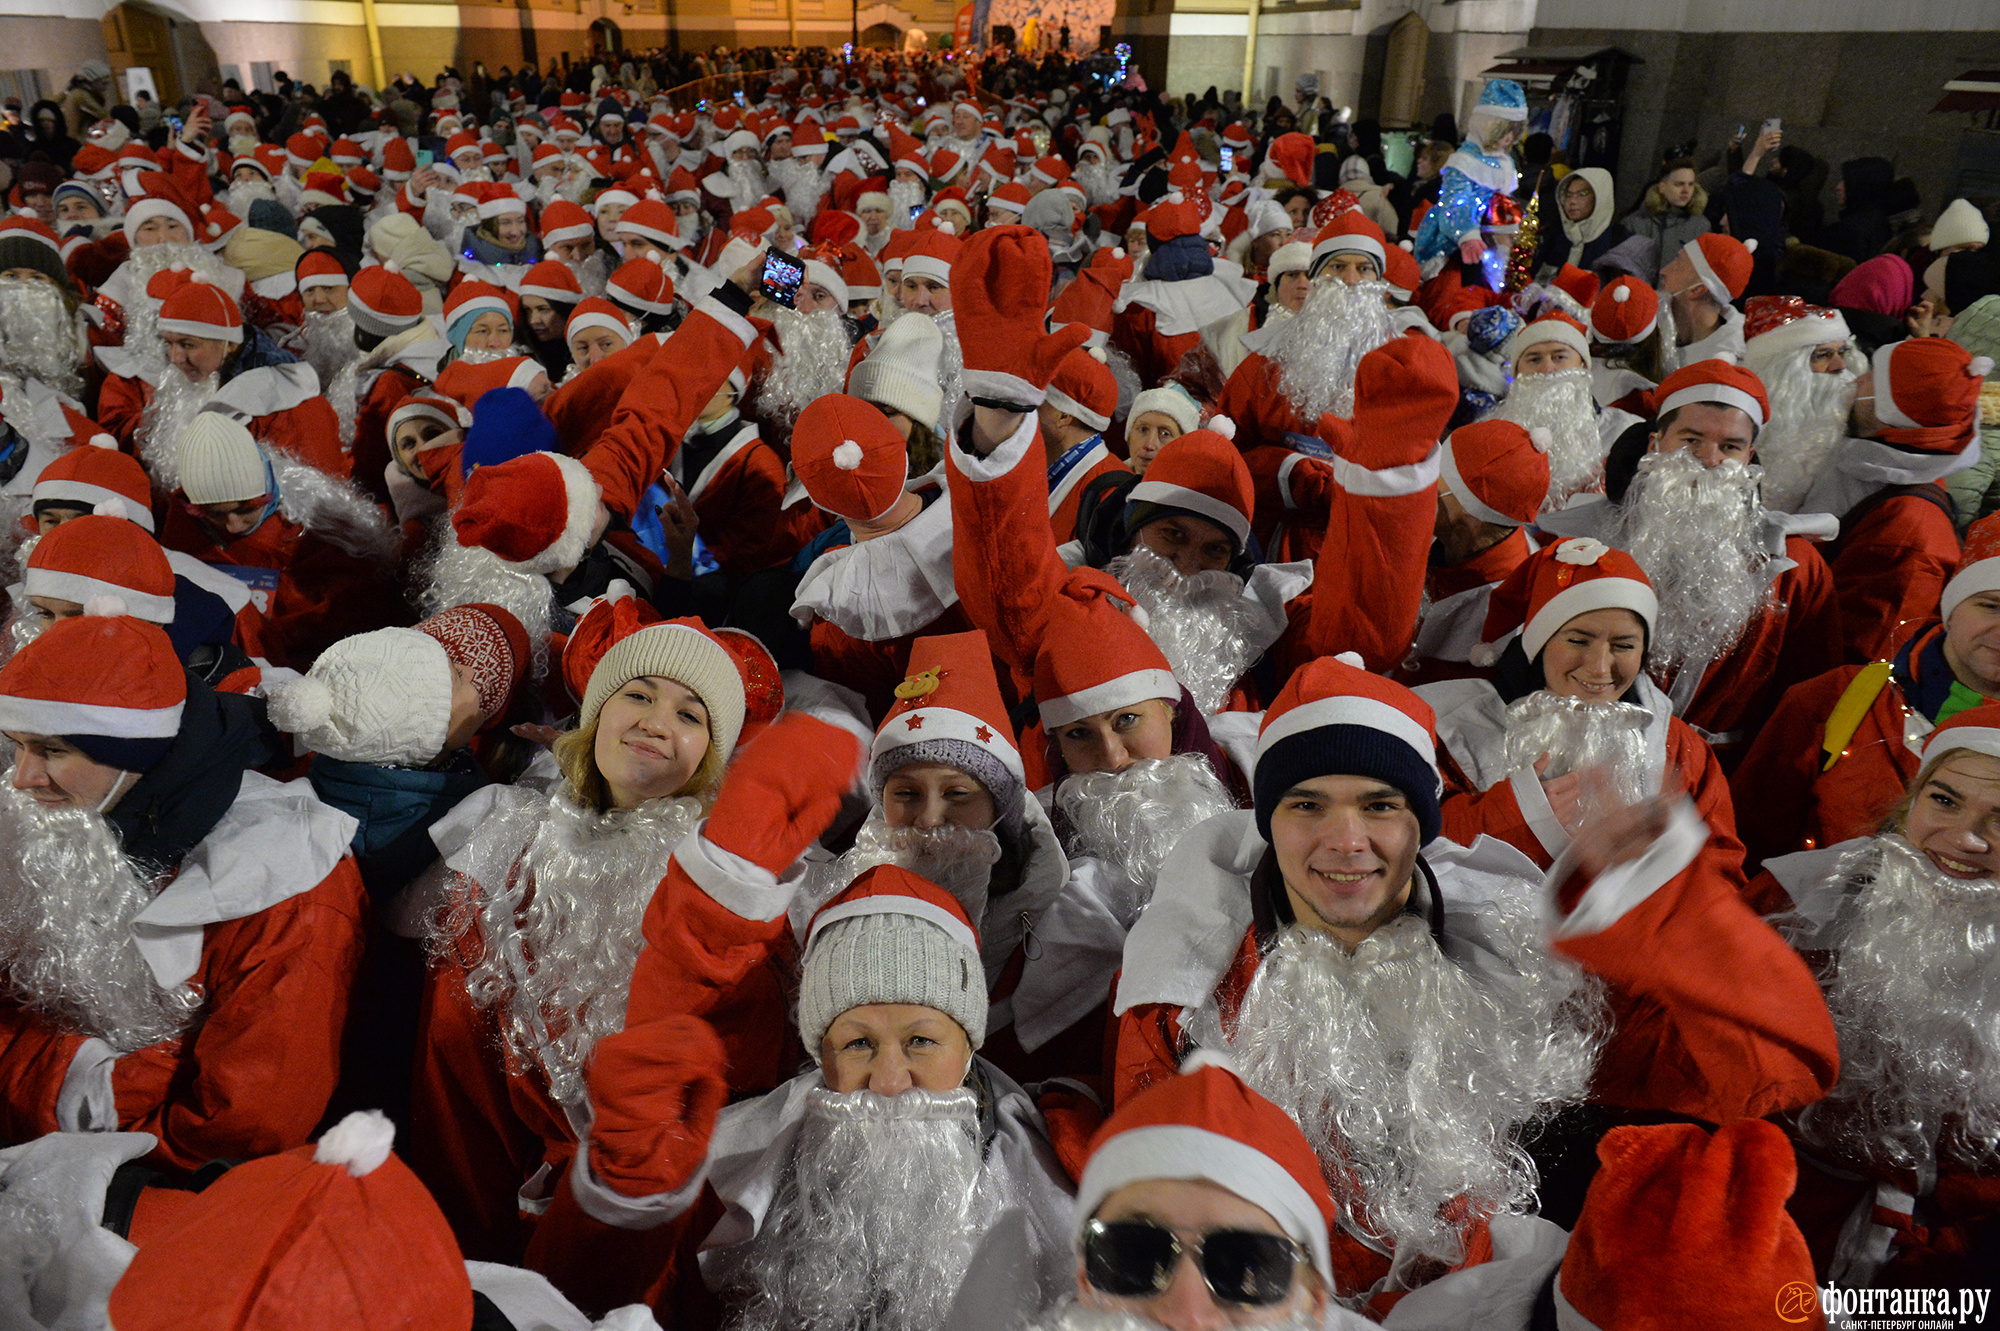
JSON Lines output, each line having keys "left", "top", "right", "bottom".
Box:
{"left": 1352, "top": 335, "right": 1460, "bottom": 460}
{"left": 1266, "top": 132, "right": 1315, "bottom": 187}
{"left": 387, "top": 392, "right": 472, "bottom": 444}
{"left": 839, "top": 245, "right": 882, "bottom": 301}
{"left": 1555, "top": 1120, "right": 1819, "bottom": 1331}
{"left": 792, "top": 393, "right": 908, "bottom": 522}
{"left": 1253, "top": 652, "right": 1441, "bottom": 841}
{"left": 887, "top": 122, "right": 927, "bottom": 176}
{"left": 469, "top": 179, "right": 525, "bottom": 219}
{"left": 106, "top": 1111, "right": 473, "bottom": 1331}
{"left": 415, "top": 602, "right": 530, "bottom": 730}
{"left": 329, "top": 136, "right": 365, "bottom": 166}
{"left": 451, "top": 450, "right": 600, "bottom": 577}
{"left": 1075, "top": 1058, "right": 1338, "bottom": 1286}
{"left": 380, "top": 136, "right": 416, "bottom": 180}
{"left": 1504, "top": 310, "right": 1592, "bottom": 365}
{"left": 1029, "top": 154, "right": 1070, "bottom": 188}
{"left": 1381, "top": 241, "right": 1421, "bottom": 301}
{"left": 299, "top": 170, "right": 349, "bottom": 209}
{"left": 0, "top": 610, "right": 187, "bottom": 764}
{"left": 606, "top": 255, "right": 676, "bottom": 317}
{"left": 1742, "top": 294, "right": 1850, "bottom": 364}
{"left": 71, "top": 144, "right": 118, "bottom": 181}
{"left": 564, "top": 297, "right": 635, "bottom": 350}
{"left": 987, "top": 180, "right": 1033, "bottom": 220}
{"left": 434, "top": 355, "right": 548, "bottom": 408}
{"left": 283, "top": 130, "right": 328, "bottom": 171}
{"left": 617, "top": 198, "right": 686, "bottom": 251}
{"left": 1589, "top": 276, "right": 1659, "bottom": 347}
{"left": 1440, "top": 420, "right": 1550, "bottom": 528}
{"left": 900, "top": 225, "right": 962, "bottom": 284}
{"left": 1542, "top": 262, "right": 1601, "bottom": 314}
{"left": 1142, "top": 193, "right": 1201, "bottom": 245}
{"left": 797, "top": 865, "right": 987, "bottom": 1057}
{"left": 443, "top": 129, "right": 481, "bottom": 163}
{"left": 1128, "top": 426, "right": 1254, "bottom": 550}
{"left": 1476, "top": 536, "right": 1658, "bottom": 668}
{"left": 517, "top": 258, "right": 584, "bottom": 306}
{"left": 25, "top": 514, "right": 176, "bottom": 624}
{"left": 295, "top": 249, "right": 350, "bottom": 293}
{"left": 154, "top": 272, "right": 244, "bottom": 345}
{"left": 664, "top": 166, "right": 702, "bottom": 204}
{"left": 539, "top": 199, "right": 594, "bottom": 246}
{"left": 1307, "top": 209, "right": 1388, "bottom": 277}
{"left": 200, "top": 202, "right": 243, "bottom": 250}
{"left": 592, "top": 182, "right": 643, "bottom": 214}
{"left": 0, "top": 215, "right": 61, "bottom": 255}
{"left": 348, "top": 263, "right": 426, "bottom": 337}
{"left": 871, "top": 630, "right": 1025, "bottom": 823}
{"left": 1871, "top": 335, "right": 1987, "bottom": 454}
{"left": 1050, "top": 266, "right": 1119, "bottom": 350}
{"left": 33, "top": 446, "right": 156, "bottom": 533}
{"left": 1034, "top": 570, "right": 1179, "bottom": 729}
{"left": 1939, "top": 511, "right": 2000, "bottom": 625}
{"left": 792, "top": 120, "right": 828, "bottom": 157}
{"left": 1649, "top": 359, "right": 1770, "bottom": 434}
{"left": 1681, "top": 232, "right": 1756, "bottom": 305}
{"left": 1045, "top": 346, "right": 1117, "bottom": 433}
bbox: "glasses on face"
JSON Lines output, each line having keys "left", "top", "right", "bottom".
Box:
{"left": 1081, "top": 1219, "right": 1304, "bottom": 1308}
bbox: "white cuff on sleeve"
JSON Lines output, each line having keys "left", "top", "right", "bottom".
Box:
{"left": 1546, "top": 798, "right": 1708, "bottom": 940}
{"left": 56, "top": 1038, "right": 119, "bottom": 1132}
{"left": 568, "top": 1141, "right": 710, "bottom": 1231}
{"left": 676, "top": 827, "right": 806, "bottom": 922}
{"left": 947, "top": 408, "right": 1039, "bottom": 483}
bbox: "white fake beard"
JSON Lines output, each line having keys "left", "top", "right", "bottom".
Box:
{"left": 1107, "top": 545, "right": 1256, "bottom": 716}
{"left": 1104, "top": 344, "right": 1142, "bottom": 421}
{"left": 716, "top": 1086, "right": 998, "bottom": 1331}
{"left": 1755, "top": 353, "right": 1855, "bottom": 514}
{"left": 934, "top": 312, "right": 965, "bottom": 433}
{"left": 1499, "top": 692, "right": 1652, "bottom": 812}
{"left": 454, "top": 345, "right": 529, "bottom": 367}
{"left": 1793, "top": 835, "right": 2000, "bottom": 1177}
{"left": 1265, "top": 278, "right": 1395, "bottom": 423}
{"left": 223, "top": 177, "right": 276, "bottom": 218}
{"left": 754, "top": 306, "right": 850, "bottom": 432}
{"left": 415, "top": 529, "right": 556, "bottom": 678}
{"left": 726, "top": 158, "right": 768, "bottom": 204}
{"left": 1055, "top": 753, "right": 1237, "bottom": 926}
{"left": 572, "top": 251, "right": 610, "bottom": 300}
{"left": 888, "top": 179, "right": 926, "bottom": 225}
{"left": 1486, "top": 368, "right": 1600, "bottom": 507}
{"left": 676, "top": 211, "right": 701, "bottom": 244}
{"left": 770, "top": 159, "right": 824, "bottom": 227}
{"left": 1074, "top": 159, "right": 1119, "bottom": 209}
{"left": 1029, "top": 1302, "right": 1327, "bottom": 1331}
{"left": 135, "top": 370, "right": 219, "bottom": 491}
{"left": 0, "top": 782, "right": 202, "bottom": 1052}
{"left": 444, "top": 790, "right": 702, "bottom": 1105}
{"left": 813, "top": 811, "right": 1003, "bottom": 931}
{"left": 0, "top": 279, "right": 84, "bottom": 396}
{"left": 107, "top": 243, "right": 235, "bottom": 380}
{"left": 267, "top": 445, "right": 399, "bottom": 563}
{"left": 299, "top": 308, "right": 361, "bottom": 447}
{"left": 1226, "top": 909, "right": 1603, "bottom": 1275}
{"left": 1613, "top": 449, "right": 1772, "bottom": 682}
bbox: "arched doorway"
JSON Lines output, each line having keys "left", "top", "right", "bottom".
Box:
{"left": 589, "top": 17, "right": 623, "bottom": 56}
{"left": 101, "top": 0, "right": 218, "bottom": 107}
{"left": 860, "top": 22, "right": 902, "bottom": 48}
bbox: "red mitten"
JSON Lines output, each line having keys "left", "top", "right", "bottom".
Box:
{"left": 587, "top": 1015, "right": 730, "bottom": 1200}
{"left": 951, "top": 224, "right": 1091, "bottom": 408}
{"left": 1345, "top": 336, "right": 1459, "bottom": 471}
{"left": 702, "top": 711, "right": 864, "bottom": 875}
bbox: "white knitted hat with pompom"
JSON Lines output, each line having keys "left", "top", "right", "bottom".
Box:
{"left": 266, "top": 627, "right": 454, "bottom": 767}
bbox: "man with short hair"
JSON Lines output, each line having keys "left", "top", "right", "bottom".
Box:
{"left": 1114, "top": 655, "right": 1837, "bottom": 1310}
{"left": 1656, "top": 232, "right": 1755, "bottom": 366}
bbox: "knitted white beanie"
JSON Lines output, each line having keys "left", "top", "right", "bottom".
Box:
{"left": 580, "top": 621, "right": 748, "bottom": 760}
{"left": 1932, "top": 197, "right": 1991, "bottom": 254}
{"left": 1128, "top": 384, "right": 1202, "bottom": 436}
{"left": 266, "top": 628, "right": 453, "bottom": 767}
{"left": 179, "top": 414, "right": 268, "bottom": 504}
{"left": 848, "top": 312, "right": 944, "bottom": 432}
{"left": 796, "top": 904, "right": 987, "bottom": 1059}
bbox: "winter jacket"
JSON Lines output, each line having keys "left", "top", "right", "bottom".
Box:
{"left": 1816, "top": 156, "right": 1896, "bottom": 263}
{"left": 307, "top": 753, "right": 487, "bottom": 903}
{"left": 1620, "top": 183, "right": 1710, "bottom": 285}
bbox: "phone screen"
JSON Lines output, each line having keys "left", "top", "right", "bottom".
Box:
{"left": 761, "top": 250, "right": 804, "bottom": 308}
{"left": 734, "top": 90, "right": 746, "bottom": 107}
{"left": 1761, "top": 117, "right": 1781, "bottom": 135}
{"left": 167, "top": 116, "right": 183, "bottom": 139}
{"left": 908, "top": 203, "right": 923, "bottom": 220}
{"left": 416, "top": 148, "right": 434, "bottom": 169}
{"left": 1219, "top": 146, "right": 1233, "bottom": 174}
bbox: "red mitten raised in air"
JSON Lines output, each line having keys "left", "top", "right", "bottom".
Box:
{"left": 701, "top": 710, "right": 865, "bottom": 875}
{"left": 951, "top": 224, "right": 1091, "bottom": 409}
{"left": 586, "top": 1015, "right": 731, "bottom": 1200}
{"left": 1345, "top": 335, "right": 1459, "bottom": 473}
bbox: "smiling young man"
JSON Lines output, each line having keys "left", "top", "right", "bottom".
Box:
{"left": 1746, "top": 703, "right": 2000, "bottom": 1287}
{"left": 1112, "top": 653, "right": 1838, "bottom": 1313}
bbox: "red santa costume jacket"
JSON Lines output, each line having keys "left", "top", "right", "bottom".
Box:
{"left": 1727, "top": 622, "right": 1960, "bottom": 873}
{"left": 678, "top": 409, "right": 819, "bottom": 580}
{"left": 97, "top": 361, "right": 351, "bottom": 482}
{"left": 1112, "top": 807, "right": 1838, "bottom": 1307}
{"left": 1112, "top": 261, "right": 1258, "bottom": 391}
{"left": 157, "top": 503, "right": 405, "bottom": 667}
{"left": 1748, "top": 842, "right": 2000, "bottom": 1288}
{"left": 0, "top": 774, "right": 365, "bottom": 1173}
{"left": 1421, "top": 675, "right": 1746, "bottom": 880}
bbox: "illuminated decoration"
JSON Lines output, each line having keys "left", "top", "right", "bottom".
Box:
{"left": 1502, "top": 175, "right": 1543, "bottom": 294}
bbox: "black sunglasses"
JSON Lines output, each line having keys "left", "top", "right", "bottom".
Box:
{"left": 1081, "top": 1218, "right": 1304, "bottom": 1307}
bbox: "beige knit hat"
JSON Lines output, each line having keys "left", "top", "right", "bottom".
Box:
{"left": 580, "top": 621, "right": 748, "bottom": 760}
{"left": 1932, "top": 197, "right": 1991, "bottom": 254}
{"left": 179, "top": 414, "right": 269, "bottom": 504}
{"left": 847, "top": 311, "right": 943, "bottom": 431}
{"left": 796, "top": 865, "right": 987, "bottom": 1059}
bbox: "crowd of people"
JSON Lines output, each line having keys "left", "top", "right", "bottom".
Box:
{"left": 0, "top": 37, "right": 1996, "bottom": 1331}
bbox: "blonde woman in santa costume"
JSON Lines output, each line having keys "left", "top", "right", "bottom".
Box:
{"left": 404, "top": 594, "right": 773, "bottom": 1294}
{"left": 1743, "top": 701, "right": 2000, "bottom": 1290}
{"left": 1416, "top": 537, "right": 1744, "bottom": 877}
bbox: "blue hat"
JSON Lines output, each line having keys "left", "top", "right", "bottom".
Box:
{"left": 1475, "top": 79, "right": 1528, "bottom": 122}
{"left": 461, "top": 387, "right": 558, "bottom": 477}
